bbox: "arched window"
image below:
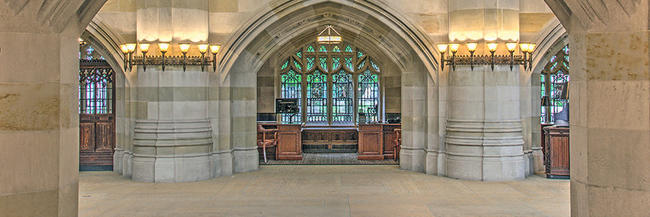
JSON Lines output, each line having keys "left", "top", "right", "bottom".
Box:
{"left": 541, "top": 45, "right": 569, "bottom": 123}
{"left": 279, "top": 42, "right": 382, "bottom": 125}
{"left": 280, "top": 57, "right": 302, "bottom": 124}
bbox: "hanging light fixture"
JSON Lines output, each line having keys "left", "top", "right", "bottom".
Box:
{"left": 317, "top": 25, "right": 342, "bottom": 44}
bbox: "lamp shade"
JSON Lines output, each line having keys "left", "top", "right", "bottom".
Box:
{"left": 466, "top": 42, "right": 478, "bottom": 52}
{"left": 506, "top": 43, "right": 517, "bottom": 52}
{"left": 179, "top": 43, "right": 191, "bottom": 53}
{"left": 210, "top": 45, "right": 221, "bottom": 54}
{"left": 449, "top": 44, "right": 460, "bottom": 53}
{"left": 126, "top": 43, "right": 136, "bottom": 53}
{"left": 139, "top": 43, "right": 150, "bottom": 53}
{"left": 198, "top": 44, "right": 209, "bottom": 53}
{"left": 158, "top": 43, "right": 170, "bottom": 52}
{"left": 520, "top": 43, "right": 529, "bottom": 53}
{"left": 120, "top": 44, "right": 129, "bottom": 54}
{"left": 487, "top": 42, "right": 498, "bottom": 52}
{"left": 437, "top": 44, "right": 448, "bottom": 53}
{"left": 527, "top": 43, "right": 536, "bottom": 53}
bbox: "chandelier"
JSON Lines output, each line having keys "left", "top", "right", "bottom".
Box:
{"left": 317, "top": 25, "right": 342, "bottom": 44}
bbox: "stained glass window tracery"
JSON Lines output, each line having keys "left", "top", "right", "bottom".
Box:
{"left": 279, "top": 42, "right": 382, "bottom": 125}
{"left": 541, "top": 45, "right": 569, "bottom": 123}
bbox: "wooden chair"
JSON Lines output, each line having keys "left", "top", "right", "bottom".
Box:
{"left": 257, "top": 125, "right": 278, "bottom": 163}
{"left": 393, "top": 128, "right": 401, "bottom": 161}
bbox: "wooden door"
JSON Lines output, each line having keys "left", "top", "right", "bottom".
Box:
{"left": 79, "top": 60, "right": 115, "bottom": 170}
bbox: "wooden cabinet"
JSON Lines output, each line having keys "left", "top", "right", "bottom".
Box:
{"left": 277, "top": 124, "right": 303, "bottom": 160}
{"left": 358, "top": 124, "right": 384, "bottom": 160}
{"left": 382, "top": 124, "right": 400, "bottom": 159}
{"left": 302, "top": 127, "right": 357, "bottom": 153}
{"left": 544, "top": 126, "right": 570, "bottom": 178}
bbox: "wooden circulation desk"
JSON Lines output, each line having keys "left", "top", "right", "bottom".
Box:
{"left": 272, "top": 123, "right": 401, "bottom": 161}
{"left": 543, "top": 126, "right": 569, "bottom": 179}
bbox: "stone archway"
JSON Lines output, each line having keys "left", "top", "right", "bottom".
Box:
{"left": 211, "top": 0, "right": 441, "bottom": 175}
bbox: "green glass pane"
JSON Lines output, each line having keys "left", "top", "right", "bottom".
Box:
{"left": 370, "top": 60, "right": 380, "bottom": 72}
{"left": 319, "top": 45, "right": 327, "bottom": 52}
{"left": 281, "top": 60, "right": 289, "bottom": 70}
{"left": 306, "top": 45, "right": 315, "bottom": 52}
{"left": 319, "top": 57, "right": 328, "bottom": 72}
{"left": 345, "top": 57, "right": 353, "bottom": 71}
{"left": 306, "top": 57, "right": 315, "bottom": 71}
{"left": 345, "top": 45, "right": 353, "bottom": 52}
{"left": 357, "top": 51, "right": 364, "bottom": 58}
{"left": 332, "top": 57, "right": 340, "bottom": 70}
{"left": 296, "top": 51, "right": 302, "bottom": 58}
{"left": 358, "top": 59, "right": 366, "bottom": 70}
{"left": 293, "top": 59, "right": 302, "bottom": 71}
{"left": 332, "top": 45, "right": 341, "bottom": 52}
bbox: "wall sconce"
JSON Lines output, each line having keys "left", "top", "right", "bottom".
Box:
{"left": 179, "top": 43, "right": 191, "bottom": 71}
{"left": 159, "top": 43, "right": 169, "bottom": 71}
{"left": 437, "top": 41, "right": 535, "bottom": 71}
{"left": 122, "top": 42, "right": 221, "bottom": 72}
{"left": 198, "top": 44, "right": 208, "bottom": 72}
{"left": 210, "top": 45, "right": 221, "bottom": 72}
{"left": 139, "top": 43, "right": 150, "bottom": 71}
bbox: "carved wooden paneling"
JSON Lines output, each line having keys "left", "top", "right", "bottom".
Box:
{"left": 358, "top": 124, "right": 383, "bottom": 160}
{"left": 277, "top": 124, "right": 303, "bottom": 160}
{"left": 79, "top": 122, "right": 95, "bottom": 152}
{"left": 382, "top": 124, "right": 400, "bottom": 159}
{"left": 544, "top": 127, "right": 570, "bottom": 178}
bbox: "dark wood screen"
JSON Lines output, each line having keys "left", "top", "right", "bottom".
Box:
{"left": 79, "top": 59, "right": 115, "bottom": 170}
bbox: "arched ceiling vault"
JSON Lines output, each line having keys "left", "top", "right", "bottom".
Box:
{"left": 218, "top": 0, "right": 439, "bottom": 84}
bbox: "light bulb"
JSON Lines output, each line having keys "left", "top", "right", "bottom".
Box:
{"left": 449, "top": 44, "right": 460, "bottom": 53}
{"left": 520, "top": 43, "right": 530, "bottom": 53}
{"left": 527, "top": 43, "right": 536, "bottom": 53}
{"left": 198, "top": 44, "right": 209, "bottom": 54}
{"left": 120, "top": 44, "right": 129, "bottom": 54}
{"left": 487, "top": 43, "right": 498, "bottom": 52}
{"left": 210, "top": 45, "right": 221, "bottom": 54}
{"left": 179, "top": 43, "right": 191, "bottom": 53}
{"left": 139, "top": 43, "right": 150, "bottom": 53}
{"left": 126, "top": 43, "right": 136, "bottom": 53}
{"left": 437, "top": 44, "right": 448, "bottom": 53}
{"left": 466, "top": 42, "right": 478, "bottom": 52}
{"left": 506, "top": 43, "right": 517, "bottom": 52}
{"left": 158, "top": 43, "right": 170, "bottom": 53}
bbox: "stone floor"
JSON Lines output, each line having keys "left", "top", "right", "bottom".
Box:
{"left": 80, "top": 165, "right": 570, "bottom": 217}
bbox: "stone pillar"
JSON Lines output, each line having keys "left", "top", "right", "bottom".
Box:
{"left": 400, "top": 63, "right": 428, "bottom": 172}
{"left": 560, "top": 1, "right": 650, "bottom": 215}
{"left": 0, "top": 7, "right": 82, "bottom": 217}
{"left": 445, "top": 0, "right": 525, "bottom": 181}
{"left": 229, "top": 53, "right": 259, "bottom": 173}
{"left": 446, "top": 65, "right": 526, "bottom": 181}
{"left": 129, "top": 0, "right": 213, "bottom": 182}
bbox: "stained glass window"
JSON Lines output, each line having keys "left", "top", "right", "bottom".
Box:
{"left": 332, "top": 70, "right": 353, "bottom": 123}
{"left": 358, "top": 70, "right": 379, "bottom": 123}
{"left": 279, "top": 42, "right": 382, "bottom": 125}
{"left": 306, "top": 70, "right": 328, "bottom": 123}
{"left": 541, "top": 45, "right": 569, "bottom": 123}
{"left": 79, "top": 63, "right": 113, "bottom": 114}
{"left": 281, "top": 69, "right": 302, "bottom": 124}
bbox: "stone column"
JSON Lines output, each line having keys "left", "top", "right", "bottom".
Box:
{"left": 400, "top": 63, "right": 428, "bottom": 172}
{"left": 445, "top": 0, "right": 526, "bottom": 181}
{"left": 560, "top": 1, "right": 650, "bottom": 215}
{"left": 228, "top": 52, "right": 259, "bottom": 173}
{"left": 130, "top": 0, "right": 213, "bottom": 182}
{"left": 0, "top": 6, "right": 83, "bottom": 217}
